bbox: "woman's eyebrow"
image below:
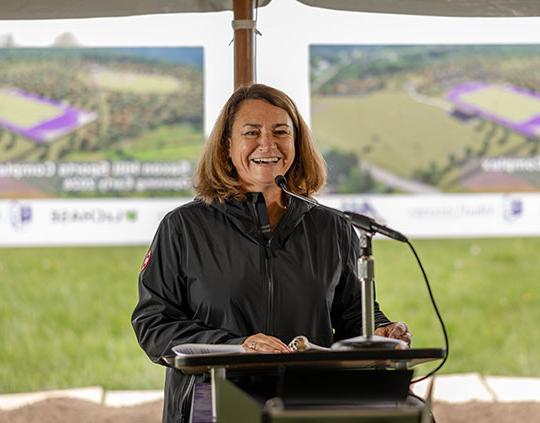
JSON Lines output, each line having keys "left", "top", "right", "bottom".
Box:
{"left": 241, "top": 123, "right": 290, "bottom": 129}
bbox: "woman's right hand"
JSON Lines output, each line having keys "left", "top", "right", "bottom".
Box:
{"left": 242, "top": 333, "right": 291, "bottom": 353}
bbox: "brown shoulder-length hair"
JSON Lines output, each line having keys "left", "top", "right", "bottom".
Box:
{"left": 194, "top": 84, "right": 326, "bottom": 203}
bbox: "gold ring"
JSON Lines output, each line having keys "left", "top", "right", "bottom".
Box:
{"left": 249, "top": 341, "right": 257, "bottom": 350}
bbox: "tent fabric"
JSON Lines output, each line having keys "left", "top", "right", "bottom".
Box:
{"left": 0, "top": 0, "right": 271, "bottom": 20}
{"left": 0, "top": 0, "right": 539, "bottom": 19}
{"left": 297, "top": 0, "right": 540, "bottom": 17}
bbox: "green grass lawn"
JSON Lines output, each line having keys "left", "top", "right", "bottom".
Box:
{"left": 0, "top": 247, "right": 163, "bottom": 393}
{"left": 373, "top": 237, "right": 540, "bottom": 378}
{"left": 1, "top": 238, "right": 539, "bottom": 393}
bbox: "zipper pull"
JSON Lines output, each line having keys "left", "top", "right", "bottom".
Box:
{"left": 265, "top": 238, "right": 275, "bottom": 258}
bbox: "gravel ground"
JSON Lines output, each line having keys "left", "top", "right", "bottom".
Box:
{"left": 1, "top": 398, "right": 539, "bottom": 423}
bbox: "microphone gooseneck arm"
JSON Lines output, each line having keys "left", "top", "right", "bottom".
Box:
{"left": 274, "top": 175, "right": 408, "bottom": 243}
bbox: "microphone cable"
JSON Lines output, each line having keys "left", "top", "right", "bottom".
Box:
{"left": 407, "top": 239, "right": 449, "bottom": 384}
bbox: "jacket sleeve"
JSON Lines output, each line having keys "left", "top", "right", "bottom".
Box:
{"left": 330, "top": 220, "right": 391, "bottom": 341}
{"left": 131, "top": 212, "right": 245, "bottom": 365}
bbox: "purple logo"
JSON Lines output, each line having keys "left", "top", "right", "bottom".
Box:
{"left": 503, "top": 197, "right": 523, "bottom": 221}
{"left": 10, "top": 202, "right": 33, "bottom": 229}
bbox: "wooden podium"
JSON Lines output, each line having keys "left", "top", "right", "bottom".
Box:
{"left": 175, "top": 348, "right": 444, "bottom": 422}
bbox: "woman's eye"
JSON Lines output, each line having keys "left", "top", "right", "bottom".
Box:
{"left": 243, "top": 130, "right": 258, "bottom": 136}
{"left": 274, "top": 130, "right": 289, "bottom": 136}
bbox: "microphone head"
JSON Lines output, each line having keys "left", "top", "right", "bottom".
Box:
{"left": 274, "top": 175, "right": 287, "bottom": 189}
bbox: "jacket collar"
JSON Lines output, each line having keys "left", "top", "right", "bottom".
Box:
{"left": 210, "top": 192, "right": 315, "bottom": 247}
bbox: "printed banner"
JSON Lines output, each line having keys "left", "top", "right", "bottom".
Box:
{"left": 2, "top": 194, "right": 539, "bottom": 246}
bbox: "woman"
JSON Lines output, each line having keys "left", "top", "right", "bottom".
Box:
{"left": 132, "top": 84, "right": 411, "bottom": 423}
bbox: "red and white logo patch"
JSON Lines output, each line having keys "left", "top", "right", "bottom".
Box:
{"left": 140, "top": 250, "right": 152, "bottom": 272}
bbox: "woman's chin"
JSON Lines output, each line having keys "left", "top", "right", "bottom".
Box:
{"left": 245, "top": 169, "right": 286, "bottom": 185}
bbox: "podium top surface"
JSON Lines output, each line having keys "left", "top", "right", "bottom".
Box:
{"left": 174, "top": 348, "right": 445, "bottom": 374}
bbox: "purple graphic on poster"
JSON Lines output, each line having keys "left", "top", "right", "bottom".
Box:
{"left": 448, "top": 83, "right": 540, "bottom": 138}
{"left": 0, "top": 88, "right": 97, "bottom": 143}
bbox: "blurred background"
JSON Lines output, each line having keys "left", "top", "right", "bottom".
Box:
{"left": 1, "top": 0, "right": 539, "bottom": 394}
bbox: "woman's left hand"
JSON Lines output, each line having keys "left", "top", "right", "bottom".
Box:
{"left": 242, "top": 333, "right": 292, "bottom": 353}
{"left": 374, "top": 322, "right": 412, "bottom": 346}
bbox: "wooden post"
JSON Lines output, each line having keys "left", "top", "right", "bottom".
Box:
{"left": 233, "top": 0, "right": 254, "bottom": 90}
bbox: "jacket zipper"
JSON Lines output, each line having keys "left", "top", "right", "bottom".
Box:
{"left": 265, "top": 238, "right": 274, "bottom": 334}
{"left": 251, "top": 199, "right": 275, "bottom": 335}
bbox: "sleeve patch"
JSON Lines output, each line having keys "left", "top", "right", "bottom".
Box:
{"left": 140, "top": 250, "right": 152, "bottom": 272}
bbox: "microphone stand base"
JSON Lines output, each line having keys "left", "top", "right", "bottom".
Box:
{"left": 331, "top": 335, "right": 408, "bottom": 350}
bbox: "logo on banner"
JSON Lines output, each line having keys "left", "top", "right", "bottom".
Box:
{"left": 126, "top": 210, "right": 138, "bottom": 222}
{"left": 9, "top": 202, "right": 33, "bottom": 229}
{"left": 50, "top": 208, "right": 138, "bottom": 224}
{"left": 502, "top": 197, "right": 523, "bottom": 222}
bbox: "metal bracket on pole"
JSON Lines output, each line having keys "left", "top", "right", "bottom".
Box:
{"left": 359, "top": 257, "right": 375, "bottom": 337}
{"left": 358, "top": 230, "right": 376, "bottom": 339}
{"left": 211, "top": 367, "right": 226, "bottom": 422}
{"left": 232, "top": 19, "right": 262, "bottom": 35}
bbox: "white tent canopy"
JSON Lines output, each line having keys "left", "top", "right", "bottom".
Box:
{"left": 0, "top": 0, "right": 538, "bottom": 19}
{"left": 298, "top": 0, "right": 540, "bottom": 17}
{"left": 0, "top": 1, "right": 270, "bottom": 19}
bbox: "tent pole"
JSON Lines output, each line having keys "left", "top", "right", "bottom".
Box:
{"left": 233, "top": 0, "right": 254, "bottom": 89}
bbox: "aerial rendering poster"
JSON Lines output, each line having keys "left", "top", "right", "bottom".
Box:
{"left": 310, "top": 45, "right": 540, "bottom": 194}
{"left": 0, "top": 47, "right": 203, "bottom": 198}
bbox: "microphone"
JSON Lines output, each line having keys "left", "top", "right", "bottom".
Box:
{"left": 274, "top": 175, "right": 407, "bottom": 243}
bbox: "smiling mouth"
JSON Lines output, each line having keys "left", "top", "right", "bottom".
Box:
{"left": 250, "top": 157, "right": 281, "bottom": 165}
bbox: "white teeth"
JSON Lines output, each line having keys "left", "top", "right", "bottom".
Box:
{"left": 251, "top": 157, "right": 280, "bottom": 164}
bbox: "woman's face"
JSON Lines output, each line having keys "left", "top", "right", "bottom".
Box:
{"left": 229, "top": 99, "right": 295, "bottom": 193}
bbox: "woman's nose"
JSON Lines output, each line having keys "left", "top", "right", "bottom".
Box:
{"left": 258, "top": 130, "right": 275, "bottom": 150}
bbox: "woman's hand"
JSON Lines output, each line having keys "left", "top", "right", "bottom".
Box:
{"left": 242, "top": 333, "right": 292, "bottom": 353}
{"left": 374, "top": 322, "right": 412, "bottom": 346}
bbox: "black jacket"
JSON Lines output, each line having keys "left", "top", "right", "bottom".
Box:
{"left": 132, "top": 193, "right": 391, "bottom": 423}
